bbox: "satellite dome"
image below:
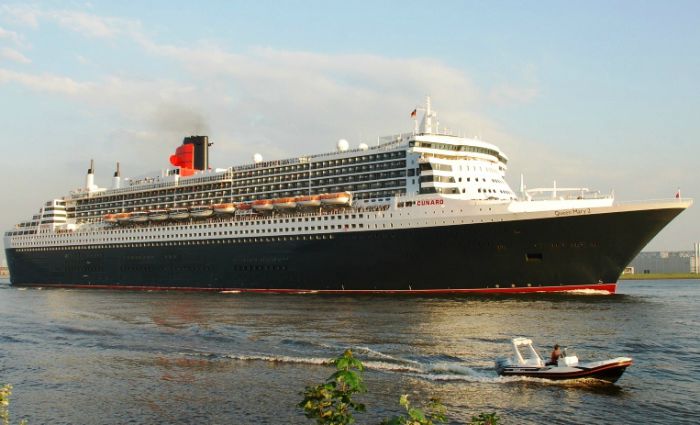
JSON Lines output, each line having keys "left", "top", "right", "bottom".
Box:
{"left": 358, "top": 143, "right": 369, "bottom": 151}
{"left": 253, "top": 153, "right": 263, "bottom": 163}
{"left": 337, "top": 139, "right": 349, "bottom": 152}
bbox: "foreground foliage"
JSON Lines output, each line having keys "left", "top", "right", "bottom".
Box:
{"left": 380, "top": 394, "right": 447, "bottom": 425}
{"left": 299, "top": 349, "right": 367, "bottom": 424}
{"left": 0, "top": 385, "right": 26, "bottom": 425}
{"left": 469, "top": 412, "right": 500, "bottom": 425}
{"left": 299, "top": 351, "right": 500, "bottom": 425}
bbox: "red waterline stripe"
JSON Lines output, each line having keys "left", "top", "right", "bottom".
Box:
{"left": 14, "top": 283, "right": 617, "bottom": 294}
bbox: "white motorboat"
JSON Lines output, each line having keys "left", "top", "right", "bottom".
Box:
{"left": 495, "top": 337, "right": 632, "bottom": 383}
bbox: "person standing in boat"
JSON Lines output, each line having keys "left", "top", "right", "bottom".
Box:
{"left": 546, "top": 344, "right": 562, "bottom": 366}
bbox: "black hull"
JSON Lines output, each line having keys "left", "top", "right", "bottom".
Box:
{"left": 499, "top": 361, "right": 632, "bottom": 383}
{"left": 5, "top": 207, "right": 684, "bottom": 292}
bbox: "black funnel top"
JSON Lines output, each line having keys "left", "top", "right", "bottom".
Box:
{"left": 183, "top": 136, "right": 210, "bottom": 170}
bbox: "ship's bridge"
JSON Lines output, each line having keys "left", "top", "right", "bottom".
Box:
{"left": 412, "top": 145, "right": 516, "bottom": 200}
{"left": 409, "top": 135, "right": 508, "bottom": 166}
{"left": 405, "top": 98, "right": 515, "bottom": 201}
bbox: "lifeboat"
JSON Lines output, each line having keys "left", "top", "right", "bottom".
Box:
{"left": 320, "top": 192, "right": 352, "bottom": 206}
{"left": 148, "top": 209, "right": 169, "bottom": 221}
{"left": 168, "top": 207, "right": 190, "bottom": 220}
{"left": 213, "top": 203, "right": 236, "bottom": 214}
{"left": 190, "top": 205, "right": 214, "bottom": 218}
{"left": 236, "top": 202, "right": 252, "bottom": 211}
{"left": 296, "top": 195, "right": 321, "bottom": 208}
{"left": 273, "top": 197, "right": 297, "bottom": 210}
{"left": 103, "top": 214, "right": 118, "bottom": 224}
{"left": 115, "top": 213, "right": 132, "bottom": 222}
{"left": 252, "top": 199, "right": 274, "bottom": 212}
{"left": 129, "top": 211, "right": 149, "bottom": 223}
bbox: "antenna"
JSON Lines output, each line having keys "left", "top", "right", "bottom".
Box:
{"left": 86, "top": 159, "right": 96, "bottom": 190}
{"left": 421, "top": 95, "right": 433, "bottom": 134}
{"left": 112, "top": 162, "right": 122, "bottom": 189}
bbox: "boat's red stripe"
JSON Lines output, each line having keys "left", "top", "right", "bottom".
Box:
{"left": 13, "top": 283, "right": 617, "bottom": 294}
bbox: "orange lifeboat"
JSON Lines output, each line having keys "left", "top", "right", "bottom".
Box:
{"left": 115, "top": 213, "right": 132, "bottom": 223}
{"left": 297, "top": 195, "right": 321, "bottom": 208}
{"left": 272, "top": 197, "right": 297, "bottom": 210}
{"left": 213, "top": 203, "right": 236, "bottom": 214}
{"left": 236, "top": 202, "right": 252, "bottom": 211}
{"left": 252, "top": 199, "right": 274, "bottom": 212}
{"left": 320, "top": 192, "right": 352, "bottom": 206}
{"left": 103, "top": 214, "right": 118, "bottom": 224}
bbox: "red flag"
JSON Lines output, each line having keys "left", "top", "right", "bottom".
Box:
{"left": 410, "top": 109, "right": 417, "bottom": 118}
{"left": 675, "top": 189, "right": 681, "bottom": 199}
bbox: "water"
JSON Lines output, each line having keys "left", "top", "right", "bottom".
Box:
{"left": 1, "top": 279, "right": 699, "bottom": 424}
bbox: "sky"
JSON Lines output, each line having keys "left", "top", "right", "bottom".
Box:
{"left": 1, "top": 0, "right": 698, "bottom": 266}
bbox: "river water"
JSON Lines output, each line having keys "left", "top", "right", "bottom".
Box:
{"left": 1, "top": 279, "right": 698, "bottom": 424}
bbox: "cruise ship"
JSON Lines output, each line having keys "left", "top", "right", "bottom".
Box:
{"left": 3, "top": 98, "right": 692, "bottom": 293}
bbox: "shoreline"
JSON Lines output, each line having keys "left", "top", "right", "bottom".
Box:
{"left": 619, "top": 273, "right": 700, "bottom": 280}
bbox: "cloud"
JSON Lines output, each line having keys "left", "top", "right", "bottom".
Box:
{"left": 0, "top": 68, "right": 90, "bottom": 93}
{"left": 76, "top": 54, "right": 91, "bottom": 65}
{"left": 1, "top": 5, "right": 141, "bottom": 39}
{"left": 0, "top": 26, "right": 23, "bottom": 45}
{"left": 132, "top": 40, "right": 493, "bottom": 158}
{"left": 489, "top": 83, "right": 538, "bottom": 106}
{"left": 0, "top": 46, "right": 30, "bottom": 64}
{"left": 47, "top": 10, "right": 140, "bottom": 39}
{"left": 0, "top": 5, "right": 497, "bottom": 162}
{"left": 0, "top": 65, "right": 208, "bottom": 164}
{"left": 488, "top": 64, "right": 539, "bottom": 106}
{"left": 0, "top": 6, "right": 539, "bottom": 172}
{"left": 0, "top": 4, "right": 40, "bottom": 28}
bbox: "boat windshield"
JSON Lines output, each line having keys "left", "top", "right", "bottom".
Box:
{"left": 516, "top": 344, "right": 542, "bottom": 365}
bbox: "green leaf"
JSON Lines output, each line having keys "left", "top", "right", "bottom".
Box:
{"left": 298, "top": 350, "right": 368, "bottom": 425}
{"left": 335, "top": 357, "right": 350, "bottom": 370}
{"left": 408, "top": 407, "right": 426, "bottom": 421}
